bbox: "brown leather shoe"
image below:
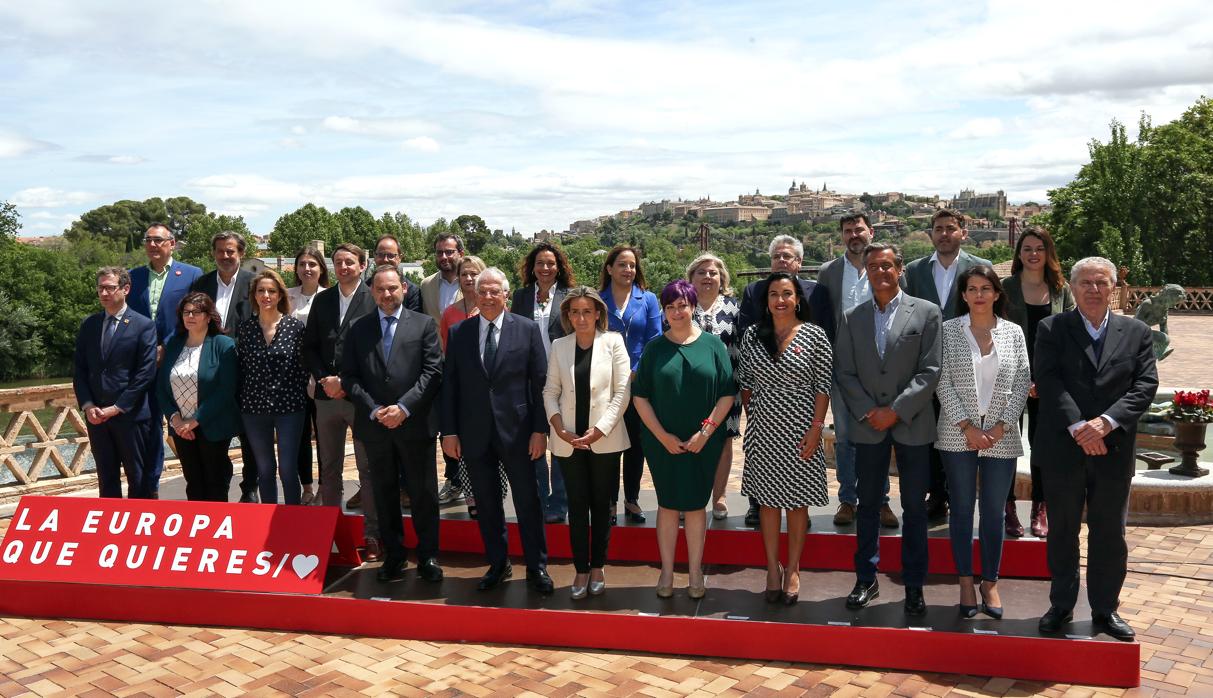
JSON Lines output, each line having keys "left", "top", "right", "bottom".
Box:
{"left": 1030, "top": 502, "right": 1048, "bottom": 538}
{"left": 400, "top": 491, "right": 412, "bottom": 509}
{"left": 362, "top": 538, "right": 382, "bottom": 563}
{"left": 833, "top": 502, "right": 856, "bottom": 526}
{"left": 879, "top": 504, "right": 900, "bottom": 528}
{"left": 1004, "top": 502, "right": 1025, "bottom": 538}
{"left": 346, "top": 488, "right": 362, "bottom": 509}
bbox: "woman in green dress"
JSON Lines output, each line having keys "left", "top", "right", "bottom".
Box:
{"left": 632, "top": 280, "right": 736, "bottom": 599}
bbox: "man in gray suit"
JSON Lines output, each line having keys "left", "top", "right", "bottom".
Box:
{"left": 903, "top": 209, "right": 991, "bottom": 521}
{"left": 817, "top": 214, "right": 897, "bottom": 529}
{"left": 836, "top": 243, "right": 942, "bottom": 616}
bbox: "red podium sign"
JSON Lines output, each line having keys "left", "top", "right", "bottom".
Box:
{"left": 0, "top": 496, "right": 338, "bottom": 594}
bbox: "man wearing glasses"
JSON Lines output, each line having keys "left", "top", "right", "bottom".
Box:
{"left": 736, "top": 234, "right": 835, "bottom": 527}
{"left": 365, "top": 235, "right": 421, "bottom": 313}
{"left": 128, "top": 223, "right": 203, "bottom": 497}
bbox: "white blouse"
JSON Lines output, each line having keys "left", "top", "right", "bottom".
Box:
{"left": 963, "top": 316, "right": 1000, "bottom": 418}
{"left": 534, "top": 286, "right": 554, "bottom": 356}
{"left": 169, "top": 343, "right": 203, "bottom": 420}
{"left": 287, "top": 286, "right": 319, "bottom": 325}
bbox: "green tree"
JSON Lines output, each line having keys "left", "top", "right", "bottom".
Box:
{"left": 0, "top": 201, "right": 17, "bottom": 244}
{"left": 64, "top": 196, "right": 207, "bottom": 252}
{"left": 334, "top": 206, "right": 379, "bottom": 252}
{"left": 177, "top": 212, "right": 256, "bottom": 269}
{"left": 453, "top": 214, "right": 491, "bottom": 254}
{"left": 269, "top": 204, "right": 340, "bottom": 256}
{"left": 0, "top": 238, "right": 97, "bottom": 377}
{"left": 0, "top": 290, "right": 46, "bottom": 380}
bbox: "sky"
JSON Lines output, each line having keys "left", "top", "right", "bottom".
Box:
{"left": 2, "top": 0, "right": 1212, "bottom": 237}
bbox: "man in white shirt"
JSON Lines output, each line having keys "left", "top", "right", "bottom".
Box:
{"left": 420, "top": 233, "right": 467, "bottom": 502}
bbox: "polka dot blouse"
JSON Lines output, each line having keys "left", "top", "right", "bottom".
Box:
{"left": 235, "top": 314, "right": 308, "bottom": 415}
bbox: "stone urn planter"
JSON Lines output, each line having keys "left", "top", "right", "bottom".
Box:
{"left": 1169, "top": 420, "right": 1210, "bottom": 477}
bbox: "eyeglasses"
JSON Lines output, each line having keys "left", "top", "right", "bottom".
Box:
{"left": 97, "top": 284, "right": 121, "bottom": 293}
{"left": 375, "top": 251, "right": 400, "bottom": 259}
{"left": 182, "top": 309, "right": 206, "bottom": 318}
{"left": 436, "top": 249, "right": 460, "bottom": 257}
{"left": 1077, "top": 280, "right": 1112, "bottom": 290}
{"left": 143, "top": 237, "right": 173, "bottom": 245}
{"left": 771, "top": 253, "right": 799, "bottom": 262}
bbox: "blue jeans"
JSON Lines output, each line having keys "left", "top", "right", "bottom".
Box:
{"left": 536, "top": 454, "right": 568, "bottom": 517}
{"left": 940, "top": 450, "right": 1016, "bottom": 581}
{"left": 833, "top": 386, "right": 890, "bottom": 506}
{"left": 241, "top": 412, "right": 306, "bottom": 505}
{"left": 854, "top": 435, "right": 930, "bottom": 587}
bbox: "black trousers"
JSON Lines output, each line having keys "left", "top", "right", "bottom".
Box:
{"left": 172, "top": 432, "right": 234, "bottom": 502}
{"left": 618, "top": 402, "right": 644, "bottom": 504}
{"left": 562, "top": 449, "right": 621, "bottom": 573}
{"left": 238, "top": 433, "right": 259, "bottom": 495}
{"left": 1041, "top": 456, "right": 1132, "bottom": 615}
{"left": 298, "top": 397, "right": 315, "bottom": 486}
{"left": 363, "top": 434, "right": 441, "bottom": 565}
{"left": 466, "top": 437, "right": 548, "bottom": 571}
{"left": 928, "top": 396, "right": 948, "bottom": 502}
{"left": 1009, "top": 396, "right": 1045, "bottom": 504}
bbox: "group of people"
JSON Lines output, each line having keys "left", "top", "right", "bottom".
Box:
{"left": 74, "top": 210, "right": 1157, "bottom": 641}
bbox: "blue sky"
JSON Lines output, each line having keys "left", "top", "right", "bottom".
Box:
{"left": 2, "top": 0, "right": 1212, "bottom": 236}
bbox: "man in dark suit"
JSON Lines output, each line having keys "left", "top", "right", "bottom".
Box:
{"left": 441, "top": 267, "right": 553, "bottom": 593}
{"left": 341, "top": 264, "right": 444, "bottom": 583}
{"left": 304, "top": 243, "right": 383, "bottom": 561}
{"left": 836, "top": 243, "right": 941, "bottom": 616}
{"left": 1035, "top": 256, "right": 1157, "bottom": 641}
{"left": 366, "top": 235, "right": 421, "bottom": 313}
{"left": 190, "top": 230, "right": 259, "bottom": 502}
{"left": 902, "top": 209, "right": 992, "bottom": 522}
{"left": 127, "top": 223, "right": 203, "bottom": 497}
{"left": 73, "top": 267, "right": 159, "bottom": 498}
{"left": 736, "top": 234, "right": 835, "bottom": 527}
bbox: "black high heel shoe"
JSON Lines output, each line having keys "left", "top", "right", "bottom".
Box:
{"left": 979, "top": 581, "right": 1003, "bottom": 620}
{"left": 781, "top": 566, "right": 799, "bottom": 606}
{"left": 959, "top": 578, "right": 978, "bottom": 618}
{"left": 624, "top": 501, "right": 646, "bottom": 524}
{"left": 764, "top": 564, "right": 783, "bottom": 603}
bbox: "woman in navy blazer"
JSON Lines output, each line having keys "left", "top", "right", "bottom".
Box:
{"left": 156, "top": 292, "right": 241, "bottom": 501}
{"left": 598, "top": 245, "right": 662, "bottom": 524}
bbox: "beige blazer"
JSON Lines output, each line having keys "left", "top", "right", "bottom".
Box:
{"left": 419, "top": 271, "right": 462, "bottom": 325}
{"left": 543, "top": 331, "right": 632, "bottom": 457}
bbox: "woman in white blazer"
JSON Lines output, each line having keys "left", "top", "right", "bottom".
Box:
{"left": 543, "top": 287, "right": 632, "bottom": 600}
{"left": 936, "top": 265, "right": 1031, "bottom": 620}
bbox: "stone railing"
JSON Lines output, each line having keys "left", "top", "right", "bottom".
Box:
{"left": 0, "top": 384, "right": 93, "bottom": 490}
{"left": 1122, "top": 286, "right": 1213, "bottom": 314}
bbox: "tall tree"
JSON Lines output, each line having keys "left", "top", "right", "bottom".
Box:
{"left": 269, "top": 203, "right": 340, "bottom": 256}
{"left": 334, "top": 206, "right": 379, "bottom": 252}
{"left": 64, "top": 196, "right": 207, "bottom": 252}
{"left": 452, "top": 214, "right": 491, "bottom": 254}
{"left": 178, "top": 212, "right": 256, "bottom": 269}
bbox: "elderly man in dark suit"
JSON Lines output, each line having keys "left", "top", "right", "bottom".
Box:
{"left": 304, "top": 243, "right": 383, "bottom": 561}
{"left": 1035, "top": 256, "right": 1157, "bottom": 641}
{"left": 442, "top": 267, "right": 553, "bottom": 594}
{"left": 73, "top": 267, "right": 159, "bottom": 498}
{"left": 736, "top": 234, "right": 835, "bottom": 527}
{"left": 836, "top": 243, "right": 942, "bottom": 616}
{"left": 189, "top": 230, "right": 260, "bottom": 502}
{"left": 902, "top": 209, "right": 992, "bottom": 522}
{"left": 341, "top": 264, "right": 444, "bottom": 583}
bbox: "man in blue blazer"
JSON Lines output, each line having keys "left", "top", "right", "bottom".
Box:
{"left": 441, "top": 267, "right": 553, "bottom": 594}
{"left": 901, "top": 209, "right": 991, "bottom": 522}
{"left": 73, "top": 267, "right": 159, "bottom": 498}
{"left": 127, "top": 223, "right": 203, "bottom": 497}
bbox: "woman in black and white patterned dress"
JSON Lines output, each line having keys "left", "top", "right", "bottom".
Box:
{"left": 686, "top": 253, "right": 742, "bottom": 520}
{"left": 738, "top": 273, "right": 832, "bottom": 605}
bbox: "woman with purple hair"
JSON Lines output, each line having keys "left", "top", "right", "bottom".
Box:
{"left": 632, "top": 280, "right": 736, "bottom": 600}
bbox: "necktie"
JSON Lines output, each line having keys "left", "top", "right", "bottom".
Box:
{"left": 1091, "top": 332, "right": 1105, "bottom": 363}
{"left": 484, "top": 322, "right": 497, "bottom": 370}
{"left": 101, "top": 316, "right": 118, "bottom": 355}
{"left": 382, "top": 315, "right": 396, "bottom": 358}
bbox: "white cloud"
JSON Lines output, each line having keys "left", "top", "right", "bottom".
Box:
{"left": 0, "top": 132, "right": 58, "bottom": 158}
{"left": 402, "top": 136, "right": 440, "bottom": 153}
{"left": 321, "top": 116, "right": 439, "bottom": 139}
{"left": 10, "top": 187, "right": 95, "bottom": 208}
{"left": 185, "top": 174, "right": 307, "bottom": 206}
{"left": 75, "top": 153, "right": 147, "bottom": 164}
{"left": 950, "top": 118, "right": 1004, "bottom": 140}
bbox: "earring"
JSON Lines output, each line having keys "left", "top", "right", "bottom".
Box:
{"left": 795, "top": 303, "right": 801, "bottom": 313}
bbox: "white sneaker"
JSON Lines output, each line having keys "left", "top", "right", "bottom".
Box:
{"left": 438, "top": 479, "right": 464, "bottom": 504}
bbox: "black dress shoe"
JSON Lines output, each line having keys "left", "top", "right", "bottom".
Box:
{"left": 904, "top": 586, "right": 926, "bottom": 616}
{"left": 744, "top": 505, "right": 760, "bottom": 527}
{"left": 417, "top": 558, "right": 444, "bottom": 583}
{"left": 239, "top": 491, "right": 259, "bottom": 504}
{"left": 926, "top": 496, "right": 948, "bottom": 523}
{"left": 845, "top": 580, "right": 879, "bottom": 609}
{"left": 1093, "top": 612, "right": 1136, "bottom": 641}
{"left": 376, "top": 560, "right": 406, "bottom": 583}
{"left": 1038, "top": 606, "right": 1073, "bottom": 633}
{"left": 477, "top": 562, "right": 513, "bottom": 591}
{"left": 527, "top": 567, "right": 555, "bottom": 594}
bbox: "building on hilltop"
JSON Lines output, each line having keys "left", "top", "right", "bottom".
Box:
{"left": 702, "top": 205, "right": 772, "bottom": 223}
{"left": 950, "top": 188, "right": 1008, "bottom": 218}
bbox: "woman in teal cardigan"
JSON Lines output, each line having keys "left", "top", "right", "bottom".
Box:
{"left": 1000, "top": 226, "right": 1075, "bottom": 538}
{"left": 157, "top": 291, "right": 242, "bottom": 501}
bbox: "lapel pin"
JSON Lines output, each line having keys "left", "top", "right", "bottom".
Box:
{"left": 123, "top": 318, "right": 130, "bottom": 325}
{"left": 174, "top": 270, "right": 182, "bottom": 276}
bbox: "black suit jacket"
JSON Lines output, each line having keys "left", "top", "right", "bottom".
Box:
{"left": 440, "top": 312, "right": 548, "bottom": 460}
{"left": 510, "top": 284, "right": 568, "bottom": 344}
{"left": 1034, "top": 310, "right": 1158, "bottom": 474}
{"left": 191, "top": 270, "right": 255, "bottom": 335}
{"left": 737, "top": 276, "right": 836, "bottom": 343}
{"left": 340, "top": 308, "right": 443, "bottom": 441}
{"left": 72, "top": 309, "right": 158, "bottom": 422}
{"left": 302, "top": 283, "right": 377, "bottom": 398}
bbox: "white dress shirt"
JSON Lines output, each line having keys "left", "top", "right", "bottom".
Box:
{"left": 478, "top": 312, "right": 506, "bottom": 367}
{"left": 438, "top": 276, "right": 460, "bottom": 314}
{"left": 214, "top": 273, "right": 237, "bottom": 327}
{"left": 337, "top": 284, "right": 358, "bottom": 325}
{"left": 930, "top": 251, "right": 959, "bottom": 308}
{"left": 371, "top": 306, "right": 409, "bottom": 421}
{"left": 840, "top": 258, "right": 872, "bottom": 313}
{"left": 533, "top": 286, "right": 554, "bottom": 356}
{"left": 961, "top": 315, "right": 1000, "bottom": 418}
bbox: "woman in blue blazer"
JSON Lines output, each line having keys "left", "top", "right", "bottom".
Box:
{"left": 598, "top": 245, "right": 662, "bottom": 524}
{"left": 157, "top": 291, "right": 241, "bottom": 501}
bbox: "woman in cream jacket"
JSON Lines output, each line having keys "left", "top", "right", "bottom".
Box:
{"left": 543, "top": 287, "right": 632, "bottom": 600}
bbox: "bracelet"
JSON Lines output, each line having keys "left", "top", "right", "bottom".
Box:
{"left": 701, "top": 418, "right": 718, "bottom": 428}
{"left": 811, "top": 420, "right": 825, "bottom": 428}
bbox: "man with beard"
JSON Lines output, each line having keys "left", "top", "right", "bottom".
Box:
{"left": 421, "top": 233, "right": 469, "bottom": 505}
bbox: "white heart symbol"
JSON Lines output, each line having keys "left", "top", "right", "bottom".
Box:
{"left": 291, "top": 554, "right": 320, "bottom": 579}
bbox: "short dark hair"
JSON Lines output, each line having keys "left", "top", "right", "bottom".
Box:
{"left": 659, "top": 279, "right": 697, "bottom": 309}
{"left": 863, "top": 242, "right": 903, "bottom": 268}
{"left": 332, "top": 242, "right": 367, "bottom": 265}
{"left": 96, "top": 266, "right": 131, "bottom": 287}
{"left": 146, "top": 222, "right": 174, "bottom": 239}
{"left": 433, "top": 233, "right": 464, "bottom": 254}
{"left": 930, "top": 208, "right": 967, "bottom": 229}
{"left": 210, "top": 230, "right": 246, "bottom": 254}
{"left": 371, "top": 264, "right": 405, "bottom": 286}
{"left": 374, "top": 235, "right": 400, "bottom": 254}
{"left": 956, "top": 265, "right": 1007, "bottom": 319}
{"left": 838, "top": 213, "right": 871, "bottom": 230}
{"left": 174, "top": 291, "right": 223, "bottom": 337}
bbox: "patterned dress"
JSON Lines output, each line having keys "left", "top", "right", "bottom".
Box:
{"left": 692, "top": 295, "right": 742, "bottom": 438}
{"left": 737, "top": 323, "right": 832, "bottom": 508}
